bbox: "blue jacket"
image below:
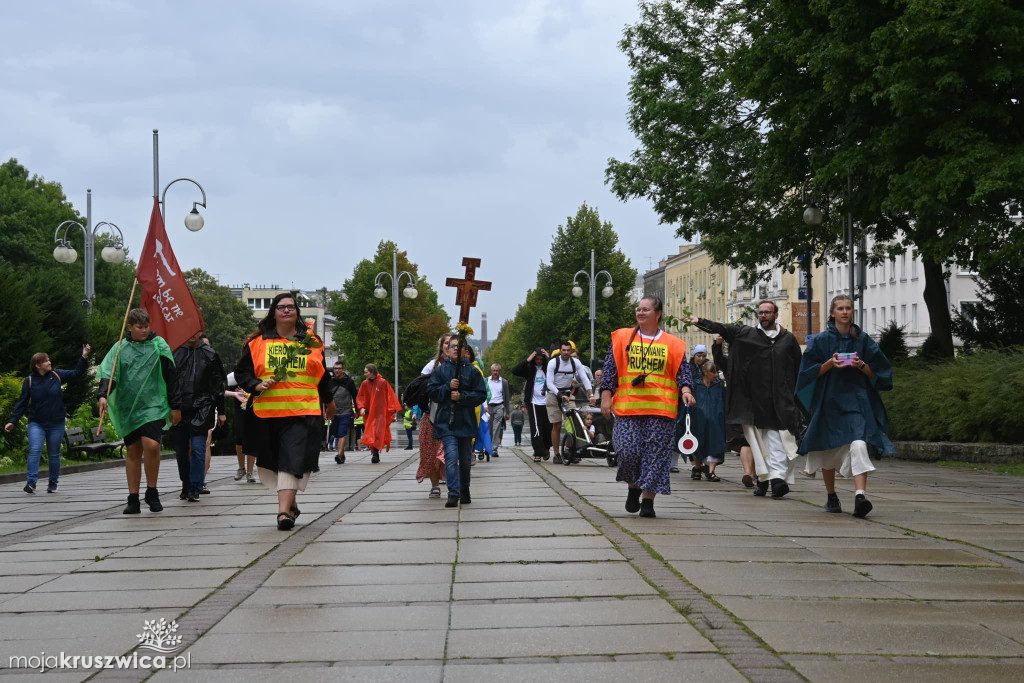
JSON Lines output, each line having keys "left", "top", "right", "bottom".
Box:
{"left": 796, "top": 323, "right": 895, "bottom": 455}
{"left": 8, "top": 356, "right": 88, "bottom": 425}
{"left": 428, "top": 359, "right": 487, "bottom": 439}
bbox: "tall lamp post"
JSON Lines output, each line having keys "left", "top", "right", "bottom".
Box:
{"left": 52, "top": 189, "right": 126, "bottom": 312}
{"left": 153, "top": 129, "right": 207, "bottom": 231}
{"left": 373, "top": 251, "right": 419, "bottom": 392}
{"left": 801, "top": 180, "right": 823, "bottom": 341}
{"left": 571, "top": 249, "right": 614, "bottom": 367}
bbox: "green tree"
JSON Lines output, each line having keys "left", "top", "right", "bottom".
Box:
{"left": 329, "top": 241, "right": 450, "bottom": 392}
{"left": 486, "top": 203, "right": 638, "bottom": 375}
{"left": 951, "top": 263, "right": 1024, "bottom": 351}
{"left": 607, "top": 1, "right": 1024, "bottom": 358}
{"left": 184, "top": 268, "right": 258, "bottom": 370}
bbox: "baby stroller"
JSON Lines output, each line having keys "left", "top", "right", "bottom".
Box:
{"left": 557, "top": 403, "right": 617, "bottom": 467}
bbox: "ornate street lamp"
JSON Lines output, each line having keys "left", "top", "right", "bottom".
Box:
{"left": 571, "top": 249, "right": 614, "bottom": 367}
{"left": 52, "top": 189, "right": 126, "bottom": 312}
{"left": 374, "top": 251, "right": 419, "bottom": 391}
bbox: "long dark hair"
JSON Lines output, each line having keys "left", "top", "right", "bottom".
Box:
{"left": 248, "top": 291, "right": 299, "bottom": 341}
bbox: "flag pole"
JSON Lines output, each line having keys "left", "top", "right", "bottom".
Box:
{"left": 96, "top": 277, "right": 139, "bottom": 437}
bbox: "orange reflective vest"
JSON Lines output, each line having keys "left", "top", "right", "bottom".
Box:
{"left": 610, "top": 327, "right": 686, "bottom": 419}
{"left": 248, "top": 334, "right": 325, "bottom": 418}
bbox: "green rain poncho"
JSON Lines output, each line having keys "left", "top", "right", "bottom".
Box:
{"left": 99, "top": 335, "right": 174, "bottom": 436}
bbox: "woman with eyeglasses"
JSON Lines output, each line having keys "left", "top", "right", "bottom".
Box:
{"left": 600, "top": 296, "right": 693, "bottom": 518}
{"left": 234, "top": 293, "right": 334, "bottom": 530}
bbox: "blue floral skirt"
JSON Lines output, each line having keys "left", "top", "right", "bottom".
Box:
{"left": 613, "top": 414, "right": 675, "bottom": 494}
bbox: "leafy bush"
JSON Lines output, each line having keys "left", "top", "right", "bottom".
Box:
{"left": 877, "top": 321, "right": 909, "bottom": 361}
{"left": 0, "top": 372, "right": 28, "bottom": 459}
{"left": 883, "top": 348, "right": 1024, "bottom": 443}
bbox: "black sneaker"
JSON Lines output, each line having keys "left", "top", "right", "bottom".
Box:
{"left": 770, "top": 479, "right": 790, "bottom": 499}
{"left": 335, "top": 454, "right": 345, "bottom": 464}
{"left": 625, "top": 487, "right": 642, "bottom": 513}
{"left": 46, "top": 482, "right": 57, "bottom": 493}
{"left": 123, "top": 494, "right": 141, "bottom": 515}
{"left": 825, "top": 493, "right": 842, "bottom": 513}
{"left": 639, "top": 498, "right": 656, "bottom": 518}
{"left": 179, "top": 487, "right": 188, "bottom": 500}
{"left": 143, "top": 487, "right": 163, "bottom": 512}
{"left": 445, "top": 495, "right": 460, "bottom": 508}
{"left": 753, "top": 480, "right": 769, "bottom": 497}
{"left": 691, "top": 467, "right": 701, "bottom": 480}
{"left": 371, "top": 452, "right": 380, "bottom": 464}
{"left": 853, "top": 494, "right": 873, "bottom": 519}
{"left": 23, "top": 483, "right": 35, "bottom": 494}
{"left": 460, "top": 488, "right": 472, "bottom": 505}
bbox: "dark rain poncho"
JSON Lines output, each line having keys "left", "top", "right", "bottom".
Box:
{"left": 795, "top": 323, "right": 896, "bottom": 456}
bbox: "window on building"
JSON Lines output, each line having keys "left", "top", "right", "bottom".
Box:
{"left": 870, "top": 263, "right": 876, "bottom": 285}
{"left": 960, "top": 301, "right": 981, "bottom": 329}
{"left": 912, "top": 304, "right": 918, "bottom": 332}
{"left": 911, "top": 255, "right": 918, "bottom": 279}
{"left": 247, "top": 298, "right": 255, "bottom": 310}
{"left": 871, "top": 308, "right": 877, "bottom": 332}
{"left": 900, "top": 253, "right": 907, "bottom": 280}
{"left": 889, "top": 258, "right": 896, "bottom": 282}
{"left": 901, "top": 304, "right": 907, "bottom": 326}
{"left": 890, "top": 305, "right": 896, "bottom": 324}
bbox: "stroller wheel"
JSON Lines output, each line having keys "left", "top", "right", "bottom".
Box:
{"left": 560, "top": 434, "right": 575, "bottom": 466}
{"left": 606, "top": 454, "right": 617, "bottom": 468}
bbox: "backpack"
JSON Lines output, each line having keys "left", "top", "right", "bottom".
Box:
{"left": 403, "top": 373, "right": 431, "bottom": 412}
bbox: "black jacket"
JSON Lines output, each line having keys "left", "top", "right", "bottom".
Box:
{"left": 693, "top": 318, "right": 803, "bottom": 433}
{"left": 511, "top": 357, "right": 546, "bottom": 404}
{"left": 173, "top": 342, "right": 227, "bottom": 432}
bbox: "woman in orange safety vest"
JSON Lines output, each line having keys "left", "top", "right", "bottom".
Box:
{"left": 599, "top": 295, "right": 694, "bottom": 518}
{"left": 234, "top": 292, "right": 334, "bottom": 530}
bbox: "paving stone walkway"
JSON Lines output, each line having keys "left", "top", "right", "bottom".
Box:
{"left": 0, "top": 427, "right": 1022, "bottom": 682}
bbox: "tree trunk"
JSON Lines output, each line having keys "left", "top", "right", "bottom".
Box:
{"left": 921, "top": 257, "right": 955, "bottom": 358}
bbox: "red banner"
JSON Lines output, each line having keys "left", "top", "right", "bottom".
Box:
{"left": 135, "top": 198, "right": 204, "bottom": 350}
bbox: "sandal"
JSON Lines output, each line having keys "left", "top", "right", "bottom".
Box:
{"left": 276, "top": 512, "right": 295, "bottom": 530}
{"left": 534, "top": 456, "right": 542, "bottom": 463}
{"left": 290, "top": 505, "right": 301, "bottom": 520}
{"left": 706, "top": 472, "right": 720, "bottom": 482}
{"left": 542, "top": 454, "right": 550, "bottom": 461}
{"left": 478, "top": 452, "right": 485, "bottom": 461}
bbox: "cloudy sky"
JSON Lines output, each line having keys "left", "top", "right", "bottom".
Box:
{"left": 3, "top": 0, "right": 681, "bottom": 332}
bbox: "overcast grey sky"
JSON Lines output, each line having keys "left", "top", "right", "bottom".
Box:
{"left": 3, "top": 0, "right": 681, "bottom": 332}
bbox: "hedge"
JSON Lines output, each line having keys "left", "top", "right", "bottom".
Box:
{"left": 883, "top": 348, "right": 1024, "bottom": 443}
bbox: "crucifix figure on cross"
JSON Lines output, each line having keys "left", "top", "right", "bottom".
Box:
{"left": 446, "top": 257, "right": 492, "bottom": 323}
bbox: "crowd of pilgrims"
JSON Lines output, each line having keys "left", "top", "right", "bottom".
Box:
{"left": 4, "top": 290, "right": 893, "bottom": 528}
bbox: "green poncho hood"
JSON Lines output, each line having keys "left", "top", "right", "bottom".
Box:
{"left": 99, "top": 333, "right": 174, "bottom": 437}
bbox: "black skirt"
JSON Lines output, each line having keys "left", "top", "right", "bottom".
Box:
{"left": 245, "top": 413, "right": 321, "bottom": 479}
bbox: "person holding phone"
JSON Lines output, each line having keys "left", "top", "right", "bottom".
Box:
{"left": 795, "top": 294, "right": 895, "bottom": 518}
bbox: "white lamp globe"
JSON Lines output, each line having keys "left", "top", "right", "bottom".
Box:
{"left": 373, "top": 286, "right": 387, "bottom": 299}
{"left": 403, "top": 286, "right": 418, "bottom": 299}
{"left": 571, "top": 285, "right": 583, "bottom": 298}
{"left": 102, "top": 246, "right": 125, "bottom": 264}
{"left": 64, "top": 247, "right": 78, "bottom": 263}
{"left": 184, "top": 208, "right": 204, "bottom": 232}
{"left": 803, "top": 206, "right": 823, "bottom": 226}
{"left": 53, "top": 246, "right": 68, "bottom": 263}
{"left": 601, "top": 286, "right": 614, "bottom": 298}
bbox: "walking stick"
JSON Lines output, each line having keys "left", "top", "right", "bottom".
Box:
{"left": 96, "top": 277, "right": 138, "bottom": 438}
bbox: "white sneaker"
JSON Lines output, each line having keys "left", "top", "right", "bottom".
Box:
{"left": 234, "top": 468, "right": 246, "bottom": 481}
{"left": 246, "top": 471, "right": 257, "bottom": 483}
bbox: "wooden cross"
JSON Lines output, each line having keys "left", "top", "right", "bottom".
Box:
{"left": 445, "top": 257, "right": 492, "bottom": 323}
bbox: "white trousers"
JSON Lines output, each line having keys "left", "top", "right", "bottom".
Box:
{"left": 743, "top": 425, "right": 798, "bottom": 483}
{"left": 805, "top": 440, "right": 876, "bottom": 479}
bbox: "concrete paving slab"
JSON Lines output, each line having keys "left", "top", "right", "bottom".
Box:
{"left": 212, "top": 604, "right": 448, "bottom": 633}
{"left": 0, "top": 560, "right": 92, "bottom": 575}
{"left": 446, "top": 623, "right": 715, "bottom": 658}
{"left": 241, "top": 583, "right": 452, "bottom": 606}
{"left": 883, "top": 581, "right": 1024, "bottom": 600}
{"left": 319, "top": 523, "right": 458, "bottom": 541}
{"left": 453, "top": 577, "right": 657, "bottom": 600}
{"left": 31, "top": 568, "right": 236, "bottom": 592}
{"left": 809, "top": 547, "right": 999, "bottom": 565}
{"left": 288, "top": 540, "right": 457, "bottom": 565}
{"left": 750, "top": 621, "right": 1024, "bottom": 656}
{"left": 933, "top": 602, "right": 1024, "bottom": 642}
{"left": 442, "top": 659, "right": 746, "bottom": 683}
{"left": 150, "top": 666, "right": 444, "bottom": 683}
{"left": 186, "top": 629, "right": 447, "bottom": 663}
{"left": 455, "top": 519, "right": 598, "bottom": 537}
{"left": 450, "top": 598, "right": 685, "bottom": 629}
{"left": 0, "top": 575, "right": 58, "bottom": 593}
{"left": 0, "top": 588, "right": 209, "bottom": 612}
{"left": 786, "top": 658, "right": 1024, "bottom": 683}
{"left": 860, "top": 565, "right": 1022, "bottom": 583}
{"left": 266, "top": 564, "right": 452, "bottom": 587}
{"left": 717, "top": 596, "right": 967, "bottom": 624}
{"left": 455, "top": 561, "right": 639, "bottom": 583}
{"left": 670, "top": 560, "right": 872, "bottom": 583}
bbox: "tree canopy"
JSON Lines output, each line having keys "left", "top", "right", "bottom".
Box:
{"left": 485, "top": 203, "right": 638, "bottom": 377}
{"left": 607, "top": 0, "right": 1024, "bottom": 357}
{"left": 329, "top": 241, "right": 450, "bottom": 392}
{"left": 184, "top": 268, "right": 258, "bottom": 370}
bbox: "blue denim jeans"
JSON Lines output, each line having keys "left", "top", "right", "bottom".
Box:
{"left": 27, "top": 421, "right": 65, "bottom": 486}
{"left": 172, "top": 424, "right": 207, "bottom": 496}
{"left": 441, "top": 435, "right": 474, "bottom": 497}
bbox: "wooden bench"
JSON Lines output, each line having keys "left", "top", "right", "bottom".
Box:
{"left": 65, "top": 427, "right": 125, "bottom": 460}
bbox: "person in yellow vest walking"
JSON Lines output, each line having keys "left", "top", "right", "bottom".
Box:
{"left": 600, "top": 295, "right": 694, "bottom": 518}
{"left": 352, "top": 413, "right": 364, "bottom": 450}
{"left": 234, "top": 293, "right": 334, "bottom": 530}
